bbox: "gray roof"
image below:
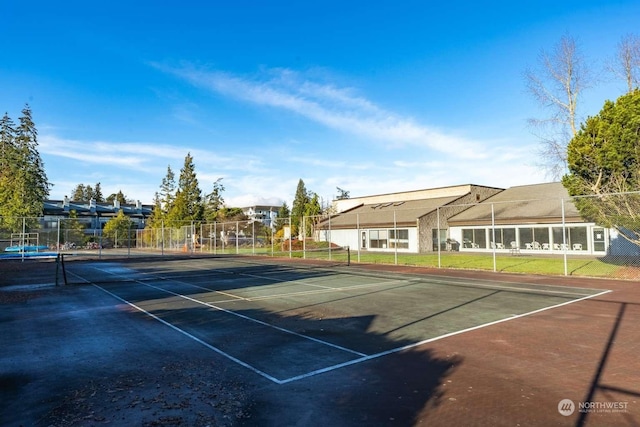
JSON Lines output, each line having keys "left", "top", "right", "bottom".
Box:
{"left": 448, "top": 182, "right": 583, "bottom": 226}
{"left": 323, "top": 195, "right": 462, "bottom": 229}
{"left": 43, "top": 200, "right": 153, "bottom": 218}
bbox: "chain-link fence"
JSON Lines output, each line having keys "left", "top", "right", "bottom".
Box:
{"left": 136, "top": 220, "right": 277, "bottom": 255}
{"left": 0, "top": 216, "right": 137, "bottom": 258}
{"left": 2, "top": 192, "right": 639, "bottom": 279}
{"left": 308, "top": 192, "right": 640, "bottom": 280}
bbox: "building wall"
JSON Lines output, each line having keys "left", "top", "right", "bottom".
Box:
{"left": 317, "top": 227, "right": 419, "bottom": 252}
{"left": 449, "top": 223, "right": 609, "bottom": 255}
{"left": 417, "top": 186, "right": 503, "bottom": 253}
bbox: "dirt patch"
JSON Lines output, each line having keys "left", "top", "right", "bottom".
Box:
{"left": 43, "top": 360, "right": 252, "bottom": 427}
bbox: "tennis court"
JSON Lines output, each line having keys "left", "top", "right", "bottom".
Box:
{"left": 64, "top": 256, "right": 608, "bottom": 384}
{"left": 2, "top": 254, "right": 638, "bottom": 426}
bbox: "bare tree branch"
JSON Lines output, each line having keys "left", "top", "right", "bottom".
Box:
{"left": 606, "top": 33, "right": 640, "bottom": 92}
{"left": 525, "top": 34, "right": 594, "bottom": 178}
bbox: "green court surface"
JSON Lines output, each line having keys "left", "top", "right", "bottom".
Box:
{"left": 65, "top": 256, "right": 609, "bottom": 384}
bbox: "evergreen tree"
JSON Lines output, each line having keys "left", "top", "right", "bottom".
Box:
{"left": 159, "top": 165, "right": 176, "bottom": 214}
{"left": 291, "top": 179, "right": 309, "bottom": 236}
{"left": 304, "top": 192, "right": 322, "bottom": 237}
{"left": 204, "top": 178, "right": 225, "bottom": 221}
{"left": 146, "top": 192, "right": 165, "bottom": 229}
{"left": 71, "top": 184, "right": 87, "bottom": 200}
{"left": 0, "top": 105, "right": 50, "bottom": 229}
{"left": 15, "top": 105, "right": 50, "bottom": 215}
{"left": 85, "top": 185, "right": 95, "bottom": 201}
{"left": 94, "top": 182, "right": 104, "bottom": 202}
{"left": 0, "top": 113, "right": 17, "bottom": 222}
{"left": 106, "top": 190, "right": 128, "bottom": 205}
{"left": 0, "top": 113, "right": 16, "bottom": 170}
{"left": 563, "top": 89, "right": 640, "bottom": 246}
{"left": 167, "top": 153, "right": 203, "bottom": 224}
{"left": 276, "top": 202, "right": 290, "bottom": 231}
{"left": 70, "top": 182, "right": 105, "bottom": 201}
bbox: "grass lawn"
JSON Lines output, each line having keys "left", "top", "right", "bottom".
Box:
{"left": 198, "top": 246, "right": 632, "bottom": 280}
{"left": 350, "top": 251, "right": 624, "bottom": 279}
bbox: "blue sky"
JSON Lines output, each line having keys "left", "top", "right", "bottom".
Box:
{"left": 2, "top": 1, "right": 639, "bottom": 207}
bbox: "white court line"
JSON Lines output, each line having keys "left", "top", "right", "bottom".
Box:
{"left": 244, "top": 278, "right": 418, "bottom": 302}
{"left": 421, "top": 276, "right": 599, "bottom": 297}
{"left": 145, "top": 261, "right": 409, "bottom": 302}
{"left": 277, "top": 288, "right": 612, "bottom": 384}
{"left": 85, "top": 267, "right": 367, "bottom": 356}
{"left": 144, "top": 274, "right": 249, "bottom": 302}
{"left": 93, "top": 281, "right": 283, "bottom": 383}
{"left": 69, "top": 265, "right": 611, "bottom": 385}
{"left": 146, "top": 262, "right": 352, "bottom": 292}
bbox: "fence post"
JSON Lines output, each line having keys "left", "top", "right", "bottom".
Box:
{"left": 562, "top": 198, "right": 568, "bottom": 276}
{"left": 437, "top": 207, "right": 441, "bottom": 269}
{"left": 491, "top": 203, "right": 497, "bottom": 272}
{"left": 21, "top": 217, "right": 26, "bottom": 262}
{"left": 289, "top": 216, "right": 292, "bottom": 258}
{"left": 98, "top": 226, "right": 103, "bottom": 259}
{"left": 394, "top": 210, "right": 398, "bottom": 265}
{"left": 56, "top": 218, "right": 61, "bottom": 255}
{"left": 356, "top": 213, "right": 360, "bottom": 263}
{"left": 328, "top": 214, "right": 332, "bottom": 261}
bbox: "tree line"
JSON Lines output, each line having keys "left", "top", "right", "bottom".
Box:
{"left": 140, "top": 152, "right": 332, "bottom": 240}
{"left": 0, "top": 105, "right": 50, "bottom": 230}
{"left": 69, "top": 182, "right": 130, "bottom": 206}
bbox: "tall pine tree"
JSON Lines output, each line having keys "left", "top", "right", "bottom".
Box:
{"left": 159, "top": 165, "right": 176, "bottom": 215}
{"left": 167, "top": 153, "right": 203, "bottom": 224}
{"left": 0, "top": 106, "right": 50, "bottom": 230}
{"left": 0, "top": 113, "right": 16, "bottom": 169}
{"left": 291, "top": 179, "right": 309, "bottom": 237}
{"left": 0, "top": 113, "right": 17, "bottom": 225}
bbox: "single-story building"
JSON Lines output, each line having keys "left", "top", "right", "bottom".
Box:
{"left": 319, "top": 184, "right": 503, "bottom": 253}
{"left": 320, "top": 182, "right": 638, "bottom": 256}
{"left": 447, "top": 182, "right": 609, "bottom": 255}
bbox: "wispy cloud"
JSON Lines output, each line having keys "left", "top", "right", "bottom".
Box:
{"left": 39, "top": 134, "right": 262, "bottom": 173}
{"left": 154, "top": 64, "right": 489, "bottom": 159}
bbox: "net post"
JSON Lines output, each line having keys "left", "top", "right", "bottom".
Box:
{"left": 55, "top": 253, "right": 60, "bottom": 286}
{"left": 61, "top": 253, "right": 68, "bottom": 285}
{"left": 347, "top": 246, "right": 350, "bottom": 266}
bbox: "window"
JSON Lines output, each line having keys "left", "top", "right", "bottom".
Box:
{"left": 462, "top": 229, "right": 486, "bottom": 249}
{"left": 491, "top": 228, "right": 515, "bottom": 248}
{"left": 390, "top": 229, "right": 409, "bottom": 249}
{"left": 593, "top": 228, "right": 605, "bottom": 252}
{"left": 568, "top": 227, "right": 588, "bottom": 251}
{"left": 369, "top": 230, "right": 388, "bottom": 248}
{"left": 433, "top": 229, "right": 447, "bottom": 250}
{"left": 551, "top": 226, "right": 588, "bottom": 250}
